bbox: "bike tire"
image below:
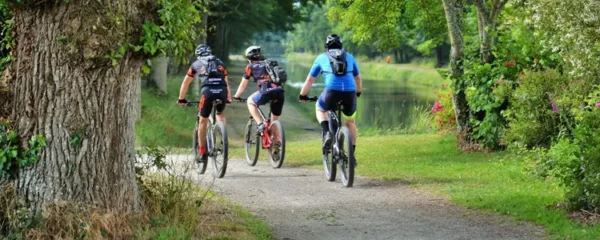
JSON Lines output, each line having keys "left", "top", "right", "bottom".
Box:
{"left": 268, "top": 120, "right": 285, "bottom": 168}
{"left": 338, "top": 127, "right": 355, "bottom": 187}
{"left": 211, "top": 121, "right": 228, "bottom": 178}
{"left": 193, "top": 125, "right": 207, "bottom": 175}
{"left": 244, "top": 118, "right": 260, "bottom": 166}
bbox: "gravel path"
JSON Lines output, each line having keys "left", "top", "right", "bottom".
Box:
{"left": 172, "top": 156, "right": 546, "bottom": 240}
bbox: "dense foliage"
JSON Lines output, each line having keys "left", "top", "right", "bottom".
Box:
{"left": 284, "top": 2, "right": 449, "bottom": 65}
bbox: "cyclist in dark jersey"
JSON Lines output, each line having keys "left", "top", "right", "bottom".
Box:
{"left": 177, "top": 44, "right": 231, "bottom": 162}
{"left": 233, "top": 46, "right": 285, "bottom": 133}
{"left": 299, "top": 34, "right": 362, "bottom": 154}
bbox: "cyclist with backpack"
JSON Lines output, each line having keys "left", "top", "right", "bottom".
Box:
{"left": 233, "top": 46, "right": 286, "bottom": 133}
{"left": 177, "top": 44, "right": 232, "bottom": 162}
{"left": 299, "top": 34, "right": 362, "bottom": 154}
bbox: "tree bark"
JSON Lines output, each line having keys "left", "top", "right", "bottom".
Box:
{"left": 474, "top": 0, "right": 508, "bottom": 64}
{"left": 442, "top": 0, "right": 473, "bottom": 145}
{"left": 7, "top": 1, "right": 151, "bottom": 212}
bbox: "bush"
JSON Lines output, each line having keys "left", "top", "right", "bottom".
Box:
{"left": 517, "top": 86, "right": 600, "bottom": 211}
{"left": 545, "top": 90, "right": 600, "bottom": 211}
{"left": 504, "top": 69, "right": 587, "bottom": 148}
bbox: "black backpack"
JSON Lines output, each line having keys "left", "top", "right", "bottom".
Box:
{"left": 264, "top": 59, "right": 287, "bottom": 84}
{"left": 200, "top": 56, "right": 225, "bottom": 86}
{"left": 326, "top": 50, "right": 348, "bottom": 76}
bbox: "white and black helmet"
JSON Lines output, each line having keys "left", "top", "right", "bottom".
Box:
{"left": 245, "top": 46, "right": 262, "bottom": 60}
{"left": 195, "top": 44, "right": 211, "bottom": 57}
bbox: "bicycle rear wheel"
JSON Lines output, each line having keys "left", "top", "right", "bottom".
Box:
{"left": 193, "top": 124, "right": 207, "bottom": 175}
{"left": 268, "top": 121, "right": 285, "bottom": 168}
{"left": 244, "top": 118, "right": 260, "bottom": 166}
{"left": 338, "top": 127, "right": 355, "bottom": 187}
{"left": 211, "top": 121, "right": 228, "bottom": 178}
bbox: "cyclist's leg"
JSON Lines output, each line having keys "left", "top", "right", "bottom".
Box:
{"left": 340, "top": 91, "right": 358, "bottom": 147}
{"left": 316, "top": 90, "right": 336, "bottom": 148}
{"left": 198, "top": 88, "right": 214, "bottom": 156}
{"left": 269, "top": 92, "right": 284, "bottom": 139}
{"left": 247, "top": 91, "right": 265, "bottom": 125}
{"left": 213, "top": 87, "right": 227, "bottom": 124}
{"left": 270, "top": 91, "right": 284, "bottom": 122}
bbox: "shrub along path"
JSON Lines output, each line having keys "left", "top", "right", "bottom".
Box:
{"left": 174, "top": 156, "right": 544, "bottom": 240}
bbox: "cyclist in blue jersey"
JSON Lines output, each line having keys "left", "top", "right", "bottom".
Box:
{"left": 299, "top": 34, "right": 362, "bottom": 154}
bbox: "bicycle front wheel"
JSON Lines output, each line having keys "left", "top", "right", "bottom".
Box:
{"left": 193, "top": 124, "right": 207, "bottom": 175}
{"left": 338, "top": 127, "right": 355, "bottom": 187}
{"left": 211, "top": 121, "right": 228, "bottom": 178}
{"left": 244, "top": 118, "right": 260, "bottom": 166}
{"left": 268, "top": 121, "right": 285, "bottom": 168}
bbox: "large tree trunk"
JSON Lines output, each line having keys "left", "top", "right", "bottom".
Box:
{"left": 7, "top": 1, "right": 150, "bottom": 212}
{"left": 442, "top": 0, "right": 473, "bottom": 145}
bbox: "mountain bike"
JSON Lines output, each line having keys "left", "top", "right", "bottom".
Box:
{"left": 237, "top": 98, "right": 286, "bottom": 168}
{"left": 305, "top": 97, "right": 356, "bottom": 187}
{"left": 188, "top": 100, "right": 229, "bottom": 178}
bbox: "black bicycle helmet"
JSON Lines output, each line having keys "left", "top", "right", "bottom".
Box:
{"left": 195, "top": 44, "right": 211, "bottom": 57}
{"left": 245, "top": 46, "right": 262, "bottom": 60}
{"left": 325, "top": 34, "right": 343, "bottom": 49}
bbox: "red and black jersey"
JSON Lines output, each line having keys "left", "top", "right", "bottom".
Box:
{"left": 187, "top": 56, "right": 228, "bottom": 87}
{"left": 243, "top": 61, "right": 271, "bottom": 83}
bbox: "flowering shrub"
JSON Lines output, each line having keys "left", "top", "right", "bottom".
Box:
{"left": 504, "top": 69, "right": 585, "bottom": 148}
{"left": 431, "top": 87, "right": 455, "bottom": 132}
{"left": 542, "top": 87, "right": 600, "bottom": 211}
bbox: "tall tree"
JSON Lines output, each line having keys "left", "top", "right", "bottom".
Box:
{"left": 3, "top": 0, "right": 201, "bottom": 211}
{"left": 441, "top": 0, "right": 473, "bottom": 145}
{"left": 473, "top": 0, "right": 508, "bottom": 64}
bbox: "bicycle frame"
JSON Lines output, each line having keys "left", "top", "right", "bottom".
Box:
{"left": 327, "top": 102, "right": 345, "bottom": 158}
{"left": 256, "top": 106, "right": 274, "bottom": 149}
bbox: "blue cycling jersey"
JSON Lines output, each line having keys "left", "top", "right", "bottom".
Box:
{"left": 309, "top": 51, "right": 360, "bottom": 92}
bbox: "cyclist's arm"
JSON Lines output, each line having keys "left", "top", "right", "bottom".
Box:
{"left": 225, "top": 76, "right": 232, "bottom": 101}
{"left": 354, "top": 75, "right": 362, "bottom": 93}
{"left": 300, "top": 75, "right": 316, "bottom": 96}
{"left": 301, "top": 59, "right": 321, "bottom": 96}
{"left": 234, "top": 78, "right": 249, "bottom": 98}
{"left": 178, "top": 71, "right": 194, "bottom": 100}
{"left": 352, "top": 59, "right": 362, "bottom": 93}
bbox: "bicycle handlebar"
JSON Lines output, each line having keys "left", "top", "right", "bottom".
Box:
{"left": 304, "top": 96, "right": 319, "bottom": 102}
{"left": 234, "top": 98, "right": 248, "bottom": 103}
{"left": 184, "top": 99, "right": 230, "bottom": 107}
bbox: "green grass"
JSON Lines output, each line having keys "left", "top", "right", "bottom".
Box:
{"left": 286, "top": 52, "right": 449, "bottom": 87}
{"left": 279, "top": 134, "right": 600, "bottom": 239}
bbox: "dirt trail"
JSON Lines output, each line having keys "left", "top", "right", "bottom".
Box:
{"left": 170, "top": 156, "right": 546, "bottom": 240}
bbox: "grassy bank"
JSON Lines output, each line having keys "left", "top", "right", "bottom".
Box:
{"left": 273, "top": 134, "right": 600, "bottom": 239}
{"left": 286, "top": 52, "right": 448, "bottom": 87}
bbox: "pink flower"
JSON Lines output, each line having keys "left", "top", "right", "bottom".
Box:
{"left": 432, "top": 102, "right": 444, "bottom": 113}
{"left": 596, "top": 102, "right": 600, "bottom": 108}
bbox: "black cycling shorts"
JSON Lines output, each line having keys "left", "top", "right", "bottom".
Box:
{"left": 251, "top": 90, "right": 285, "bottom": 116}
{"left": 199, "top": 86, "right": 227, "bottom": 118}
{"left": 317, "top": 89, "right": 357, "bottom": 118}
